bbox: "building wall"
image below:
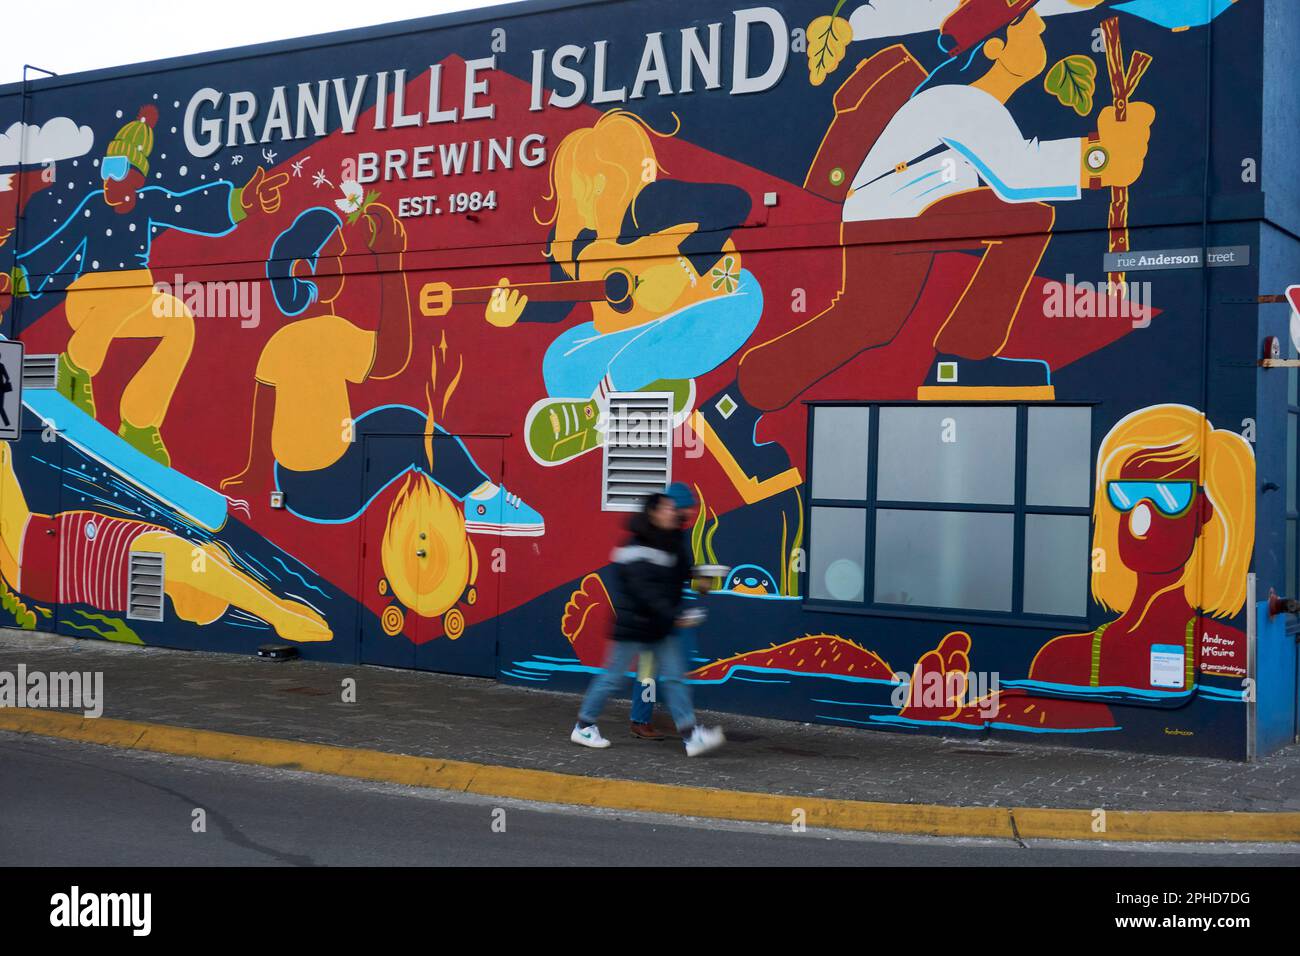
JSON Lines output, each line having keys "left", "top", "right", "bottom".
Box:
{"left": 0, "top": 0, "right": 1284, "bottom": 758}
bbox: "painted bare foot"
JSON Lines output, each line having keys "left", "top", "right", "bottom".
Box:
{"left": 272, "top": 602, "right": 333, "bottom": 643}
{"left": 562, "top": 573, "right": 614, "bottom": 667}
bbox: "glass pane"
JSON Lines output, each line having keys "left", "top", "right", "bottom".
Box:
{"left": 1026, "top": 407, "right": 1092, "bottom": 507}
{"left": 877, "top": 407, "right": 1016, "bottom": 505}
{"left": 809, "top": 507, "right": 866, "bottom": 602}
{"left": 1289, "top": 414, "right": 1297, "bottom": 513}
{"left": 1289, "top": 520, "right": 1297, "bottom": 600}
{"left": 1023, "top": 514, "right": 1090, "bottom": 617}
{"left": 811, "top": 407, "right": 870, "bottom": 501}
{"left": 873, "top": 510, "right": 1013, "bottom": 612}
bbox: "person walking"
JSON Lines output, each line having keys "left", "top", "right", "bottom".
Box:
{"left": 629, "top": 481, "right": 699, "bottom": 740}
{"left": 571, "top": 492, "right": 725, "bottom": 757}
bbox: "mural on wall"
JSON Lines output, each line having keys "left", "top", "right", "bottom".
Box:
{"left": 501, "top": 110, "right": 760, "bottom": 472}
{"left": 0, "top": 0, "right": 1265, "bottom": 756}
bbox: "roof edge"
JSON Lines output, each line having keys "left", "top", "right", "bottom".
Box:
{"left": 0, "top": 0, "right": 611, "bottom": 97}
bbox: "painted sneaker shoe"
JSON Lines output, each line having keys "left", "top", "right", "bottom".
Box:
{"left": 463, "top": 481, "right": 544, "bottom": 537}
{"left": 56, "top": 351, "right": 96, "bottom": 418}
{"left": 525, "top": 397, "right": 603, "bottom": 466}
{"left": 684, "top": 725, "right": 725, "bottom": 757}
{"left": 571, "top": 723, "right": 611, "bottom": 749}
{"left": 118, "top": 421, "right": 171, "bottom": 468}
{"left": 643, "top": 378, "right": 696, "bottom": 428}
{"left": 525, "top": 378, "right": 697, "bottom": 468}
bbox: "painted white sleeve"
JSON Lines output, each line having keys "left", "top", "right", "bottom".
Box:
{"left": 938, "top": 90, "right": 1083, "bottom": 204}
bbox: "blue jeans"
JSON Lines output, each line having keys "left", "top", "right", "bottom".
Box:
{"left": 275, "top": 405, "right": 490, "bottom": 524}
{"left": 541, "top": 270, "right": 762, "bottom": 399}
{"left": 630, "top": 629, "right": 696, "bottom": 724}
{"left": 579, "top": 635, "right": 695, "bottom": 731}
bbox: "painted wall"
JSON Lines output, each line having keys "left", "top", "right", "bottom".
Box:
{"left": 0, "top": 0, "right": 1286, "bottom": 759}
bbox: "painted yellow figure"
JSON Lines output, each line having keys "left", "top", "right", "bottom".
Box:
{"left": 487, "top": 111, "right": 763, "bottom": 471}
{"left": 61, "top": 271, "right": 194, "bottom": 458}
{"left": 12, "top": 105, "right": 289, "bottom": 467}
{"left": 489, "top": 109, "right": 750, "bottom": 335}
{"left": 222, "top": 202, "right": 412, "bottom": 482}
{"left": 222, "top": 201, "right": 543, "bottom": 561}
{"left": 0, "top": 443, "right": 330, "bottom": 642}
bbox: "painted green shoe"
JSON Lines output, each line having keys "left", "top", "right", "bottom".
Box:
{"left": 118, "top": 421, "right": 171, "bottom": 468}
{"left": 56, "top": 352, "right": 96, "bottom": 418}
{"left": 524, "top": 397, "right": 602, "bottom": 467}
{"left": 643, "top": 378, "right": 696, "bottom": 426}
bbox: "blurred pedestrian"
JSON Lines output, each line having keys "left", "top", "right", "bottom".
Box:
{"left": 629, "top": 481, "right": 699, "bottom": 740}
{"left": 570, "top": 492, "right": 725, "bottom": 757}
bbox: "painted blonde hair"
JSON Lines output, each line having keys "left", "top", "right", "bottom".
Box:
{"left": 381, "top": 472, "right": 474, "bottom": 618}
{"left": 1091, "top": 404, "right": 1255, "bottom": 619}
{"left": 534, "top": 110, "right": 680, "bottom": 276}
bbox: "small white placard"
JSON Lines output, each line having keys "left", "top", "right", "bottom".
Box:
{"left": 1150, "top": 644, "right": 1185, "bottom": 689}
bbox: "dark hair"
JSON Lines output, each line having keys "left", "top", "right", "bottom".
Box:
{"left": 913, "top": 19, "right": 1018, "bottom": 98}
{"left": 627, "top": 492, "right": 675, "bottom": 543}
{"left": 643, "top": 492, "right": 673, "bottom": 513}
{"left": 266, "top": 207, "right": 343, "bottom": 316}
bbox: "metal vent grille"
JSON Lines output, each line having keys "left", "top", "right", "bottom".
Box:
{"left": 22, "top": 354, "right": 58, "bottom": 390}
{"left": 602, "top": 392, "right": 673, "bottom": 512}
{"left": 127, "top": 552, "right": 165, "bottom": 622}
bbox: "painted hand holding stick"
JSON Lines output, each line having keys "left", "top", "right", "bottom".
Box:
{"left": 1099, "top": 16, "right": 1154, "bottom": 294}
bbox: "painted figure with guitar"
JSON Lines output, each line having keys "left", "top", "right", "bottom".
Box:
{"left": 464, "top": 110, "right": 764, "bottom": 468}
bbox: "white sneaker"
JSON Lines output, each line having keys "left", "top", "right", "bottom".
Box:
{"left": 571, "top": 723, "right": 611, "bottom": 749}
{"left": 684, "top": 725, "right": 725, "bottom": 757}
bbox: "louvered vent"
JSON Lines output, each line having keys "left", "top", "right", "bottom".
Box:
{"left": 602, "top": 392, "right": 672, "bottom": 512}
{"left": 127, "top": 552, "right": 165, "bottom": 622}
{"left": 22, "top": 354, "right": 58, "bottom": 390}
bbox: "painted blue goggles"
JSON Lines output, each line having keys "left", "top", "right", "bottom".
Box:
{"left": 1106, "top": 480, "right": 1197, "bottom": 517}
{"left": 101, "top": 155, "right": 131, "bottom": 182}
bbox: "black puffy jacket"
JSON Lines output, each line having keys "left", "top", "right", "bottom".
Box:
{"left": 609, "top": 519, "right": 690, "bottom": 644}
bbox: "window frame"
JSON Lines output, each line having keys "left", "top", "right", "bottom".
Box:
{"left": 802, "top": 401, "right": 1096, "bottom": 629}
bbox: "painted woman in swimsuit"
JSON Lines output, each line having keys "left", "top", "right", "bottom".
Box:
{"left": 0, "top": 443, "right": 329, "bottom": 643}
{"left": 899, "top": 404, "right": 1254, "bottom": 728}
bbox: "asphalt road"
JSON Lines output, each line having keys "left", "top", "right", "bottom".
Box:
{"left": 1, "top": 732, "right": 1296, "bottom": 867}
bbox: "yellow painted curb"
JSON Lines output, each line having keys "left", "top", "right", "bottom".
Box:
{"left": 3, "top": 708, "right": 1298, "bottom": 843}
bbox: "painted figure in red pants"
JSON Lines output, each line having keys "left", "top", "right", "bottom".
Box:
{"left": 696, "top": 0, "right": 1156, "bottom": 503}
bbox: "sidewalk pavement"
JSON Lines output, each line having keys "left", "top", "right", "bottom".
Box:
{"left": 2, "top": 628, "right": 1299, "bottom": 824}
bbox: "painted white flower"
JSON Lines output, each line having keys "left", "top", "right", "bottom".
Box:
{"left": 336, "top": 180, "right": 365, "bottom": 216}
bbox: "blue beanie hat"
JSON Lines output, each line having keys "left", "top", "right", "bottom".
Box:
{"left": 665, "top": 482, "right": 696, "bottom": 509}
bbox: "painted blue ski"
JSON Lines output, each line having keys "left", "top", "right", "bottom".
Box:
{"left": 22, "top": 389, "right": 228, "bottom": 532}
